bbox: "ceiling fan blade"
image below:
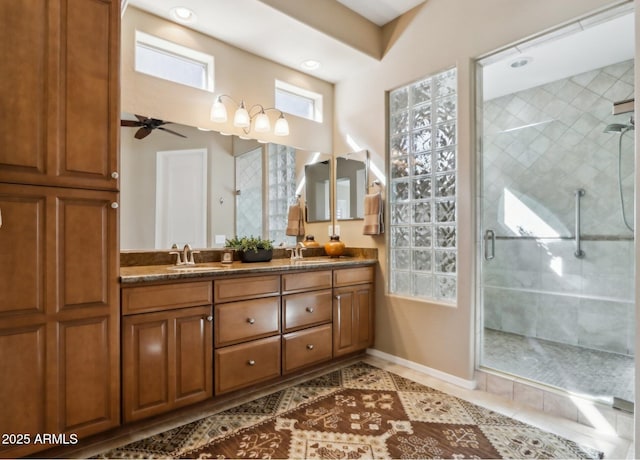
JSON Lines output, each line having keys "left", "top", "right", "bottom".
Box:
{"left": 135, "top": 127, "right": 152, "bottom": 139}
{"left": 121, "top": 120, "right": 142, "bottom": 127}
{"left": 135, "top": 114, "right": 147, "bottom": 122}
{"left": 158, "top": 126, "right": 187, "bottom": 138}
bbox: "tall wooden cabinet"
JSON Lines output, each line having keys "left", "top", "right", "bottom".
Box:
{"left": 0, "top": 0, "right": 120, "bottom": 457}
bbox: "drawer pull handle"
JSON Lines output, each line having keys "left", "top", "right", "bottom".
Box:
{"left": 306, "top": 344, "right": 314, "bottom": 350}
{"left": 248, "top": 359, "right": 256, "bottom": 366}
{"left": 247, "top": 318, "right": 255, "bottom": 324}
{"left": 306, "top": 307, "right": 314, "bottom": 313}
{"left": 205, "top": 315, "right": 213, "bottom": 322}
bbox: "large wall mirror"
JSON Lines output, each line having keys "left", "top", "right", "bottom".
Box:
{"left": 120, "top": 116, "right": 331, "bottom": 249}
{"left": 335, "top": 150, "right": 368, "bottom": 220}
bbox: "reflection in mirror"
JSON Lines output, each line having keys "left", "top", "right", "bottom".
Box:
{"left": 336, "top": 150, "right": 368, "bottom": 220}
{"left": 120, "top": 119, "right": 331, "bottom": 249}
{"left": 305, "top": 160, "right": 331, "bottom": 222}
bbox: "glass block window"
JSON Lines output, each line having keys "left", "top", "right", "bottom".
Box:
{"left": 267, "top": 144, "right": 297, "bottom": 246}
{"left": 388, "top": 68, "right": 458, "bottom": 303}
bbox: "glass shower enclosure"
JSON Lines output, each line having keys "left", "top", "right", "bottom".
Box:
{"left": 477, "top": 6, "right": 635, "bottom": 407}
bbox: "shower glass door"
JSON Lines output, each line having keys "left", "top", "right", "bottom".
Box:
{"left": 477, "top": 6, "right": 635, "bottom": 406}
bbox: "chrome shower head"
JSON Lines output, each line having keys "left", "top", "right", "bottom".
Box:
{"left": 604, "top": 118, "right": 635, "bottom": 133}
{"left": 604, "top": 123, "right": 630, "bottom": 133}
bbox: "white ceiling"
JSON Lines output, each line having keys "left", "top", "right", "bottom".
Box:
{"left": 125, "top": 0, "right": 634, "bottom": 92}
{"left": 335, "top": 0, "right": 425, "bottom": 26}
{"left": 126, "top": 0, "right": 424, "bottom": 83}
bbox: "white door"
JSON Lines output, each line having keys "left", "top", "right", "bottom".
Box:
{"left": 155, "top": 148, "right": 207, "bottom": 249}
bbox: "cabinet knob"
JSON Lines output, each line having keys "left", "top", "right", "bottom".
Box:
{"left": 306, "top": 307, "right": 314, "bottom": 313}
{"left": 247, "top": 318, "right": 255, "bottom": 324}
{"left": 205, "top": 315, "right": 213, "bottom": 322}
{"left": 110, "top": 202, "right": 119, "bottom": 209}
{"left": 306, "top": 344, "right": 314, "bottom": 350}
{"left": 248, "top": 359, "right": 256, "bottom": 366}
{"left": 111, "top": 171, "right": 119, "bottom": 179}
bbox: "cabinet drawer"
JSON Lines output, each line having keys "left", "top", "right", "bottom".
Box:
{"left": 282, "top": 324, "right": 332, "bottom": 374}
{"left": 282, "top": 270, "right": 332, "bottom": 294}
{"left": 215, "top": 336, "right": 281, "bottom": 394}
{"left": 214, "top": 297, "right": 280, "bottom": 347}
{"left": 283, "top": 289, "right": 332, "bottom": 332}
{"left": 122, "top": 281, "right": 212, "bottom": 315}
{"left": 333, "top": 266, "right": 375, "bottom": 287}
{"left": 214, "top": 275, "right": 280, "bottom": 303}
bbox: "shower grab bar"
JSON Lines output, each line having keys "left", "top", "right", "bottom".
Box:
{"left": 574, "top": 189, "right": 585, "bottom": 258}
{"left": 484, "top": 229, "right": 495, "bottom": 261}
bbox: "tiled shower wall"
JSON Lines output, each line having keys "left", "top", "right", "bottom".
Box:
{"left": 482, "top": 60, "right": 635, "bottom": 356}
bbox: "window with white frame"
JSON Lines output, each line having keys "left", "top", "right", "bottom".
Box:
{"left": 275, "top": 80, "right": 323, "bottom": 122}
{"left": 135, "top": 31, "right": 214, "bottom": 92}
{"left": 388, "top": 68, "right": 458, "bottom": 303}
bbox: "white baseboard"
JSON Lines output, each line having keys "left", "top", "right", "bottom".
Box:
{"left": 366, "top": 348, "right": 476, "bottom": 390}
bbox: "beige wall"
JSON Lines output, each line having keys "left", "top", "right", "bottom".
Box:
{"left": 121, "top": 7, "right": 334, "bottom": 153}
{"left": 333, "top": 0, "right": 629, "bottom": 381}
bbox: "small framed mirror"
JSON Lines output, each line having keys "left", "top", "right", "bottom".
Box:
{"left": 336, "top": 150, "right": 368, "bottom": 220}
{"left": 305, "top": 160, "right": 331, "bottom": 222}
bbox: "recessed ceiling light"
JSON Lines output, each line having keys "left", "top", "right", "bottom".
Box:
{"left": 170, "top": 6, "right": 196, "bottom": 23}
{"left": 301, "top": 59, "right": 321, "bottom": 71}
{"left": 509, "top": 56, "right": 532, "bottom": 69}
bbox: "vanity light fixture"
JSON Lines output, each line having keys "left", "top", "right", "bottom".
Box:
{"left": 210, "top": 95, "right": 290, "bottom": 137}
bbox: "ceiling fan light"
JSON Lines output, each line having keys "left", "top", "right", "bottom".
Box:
{"left": 274, "top": 114, "right": 289, "bottom": 136}
{"left": 233, "top": 102, "right": 250, "bottom": 128}
{"left": 254, "top": 111, "right": 271, "bottom": 132}
{"left": 210, "top": 98, "right": 227, "bottom": 123}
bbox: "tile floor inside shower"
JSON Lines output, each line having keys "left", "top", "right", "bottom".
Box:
{"left": 482, "top": 328, "right": 635, "bottom": 405}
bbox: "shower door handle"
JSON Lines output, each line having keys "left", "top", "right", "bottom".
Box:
{"left": 484, "top": 229, "right": 495, "bottom": 261}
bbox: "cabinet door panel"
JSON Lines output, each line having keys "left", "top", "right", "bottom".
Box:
{"left": 333, "top": 284, "right": 373, "bottom": 357}
{"left": 175, "top": 307, "right": 213, "bottom": 404}
{"left": 0, "top": 0, "right": 47, "bottom": 175}
{"left": 59, "top": 314, "right": 117, "bottom": 433}
{"left": 56, "top": 189, "right": 118, "bottom": 312}
{"left": 0, "top": 193, "right": 46, "bottom": 316}
{"left": 64, "top": 0, "right": 115, "bottom": 181}
{"left": 0, "top": 323, "right": 47, "bottom": 436}
{"left": 123, "top": 314, "right": 171, "bottom": 422}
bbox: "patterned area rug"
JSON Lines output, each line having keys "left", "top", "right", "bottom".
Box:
{"left": 97, "top": 362, "right": 603, "bottom": 459}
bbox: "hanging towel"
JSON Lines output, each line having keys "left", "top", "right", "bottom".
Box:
{"left": 286, "top": 203, "right": 305, "bottom": 236}
{"left": 363, "top": 192, "right": 384, "bottom": 235}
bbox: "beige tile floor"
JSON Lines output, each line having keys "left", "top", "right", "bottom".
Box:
{"left": 362, "top": 355, "right": 634, "bottom": 459}
{"left": 72, "top": 354, "right": 633, "bottom": 459}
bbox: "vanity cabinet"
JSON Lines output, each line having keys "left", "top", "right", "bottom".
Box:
{"left": 121, "top": 282, "right": 213, "bottom": 423}
{"left": 333, "top": 267, "right": 375, "bottom": 357}
{"left": 281, "top": 271, "right": 333, "bottom": 374}
{"left": 214, "top": 276, "right": 281, "bottom": 395}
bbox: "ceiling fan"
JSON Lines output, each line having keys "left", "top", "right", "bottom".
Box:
{"left": 120, "top": 115, "right": 187, "bottom": 140}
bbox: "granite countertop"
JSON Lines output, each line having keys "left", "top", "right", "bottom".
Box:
{"left": 120, "top": 256, "right": 377, "bottom": 284}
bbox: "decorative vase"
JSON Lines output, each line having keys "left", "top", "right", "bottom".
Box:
{"left": 324, "top": 235, "right": 345, "bottom": 258}
{"left": 238, "top": 248, "right": 273, "bottom": 263}
{"left": 303, "top": 235, "right": 320, "bottom": 247}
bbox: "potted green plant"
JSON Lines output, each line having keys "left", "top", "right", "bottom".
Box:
{"left": 224, "top": 235, "right": 274, "bottom": 263}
